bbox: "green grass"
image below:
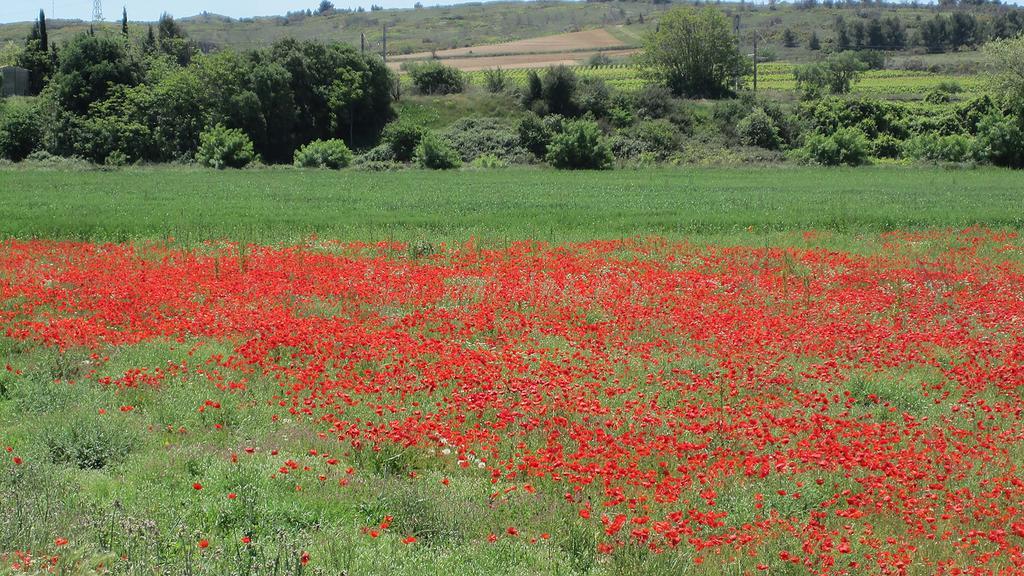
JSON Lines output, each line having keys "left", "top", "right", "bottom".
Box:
{"left": 0, "top": 166, "right": 1022, "bottom": 247}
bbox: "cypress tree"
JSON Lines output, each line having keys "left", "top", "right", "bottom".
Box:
{"left": 122, "top": 7, "right": 129, "bottom": 36}
{"left": 38, "top": 10, "right": 48, "bottom": 53}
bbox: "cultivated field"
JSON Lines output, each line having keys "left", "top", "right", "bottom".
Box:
{"left": 2, "top": 167, "right": 1024, "bottom": 575}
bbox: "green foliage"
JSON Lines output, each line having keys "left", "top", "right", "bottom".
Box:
{"left": 924, "top": 81, "right": 962, "bottom": 104}
{"left": 50, "top": 33, "right": 142, "bottom": 115}
{"left": 381, "top": 119, "right": 427, "bottom": 162}
{"left": 611, "top": 118, "right": 682, "bottom": 160}
{"left": 984, "top": 33, "right": 1024, "bottom": 112}
{"left": 406, "top": 61, "right": 465, "bottom": 95}
{"left": 539, "top": 65, "right": 578, "bottom": 116}
{"left": 0, "top": 104, "right": 41, "bottom": 161}
{"left": 632, "top": 85, "right": 675, "bottom": 121}
{"left": 737, "top": 107, "right": 781, "bottom": 150}
{"left": 641, "top": 6, "right": 748, "bottom": 98}
{"left": 799, "top": 127, "right": 871, "bottom": 166}
{"left": 44, "top": 411, "right": 138, "bottom": 470}
{"left": 902, "top": 133, "right": 975, "bottom": 163}
{"left": 482, "top": 68, "right": 509, "bottom": 94}
{"left": 546, "top": 118, "right": 613, "bottom": 170}
{"left": 415, "top": 130, "right": 461, "bottom": 169}
{"left": 872, "top": 134, "right": 903, "bottom": 159}
{"left": 293, "top": 138, "right": 353, "bottom": 169}
{"left": 794, "top": 51, "right": 867, "bottom": 99}
{"left": 440, "top": 117, "right": 526, "bottom": 163}
{"left": 576, "top": 77, "right": 610, "bottom": 118}
{"left": 974, "top": 111, "right": 1024, "bottom": 168}
{"left": 196, "top": 124, "right": 256, "bottom": 169}
{"left": 470, "top": 153, "right": 508, "bottom": 168}
{"left": 516, "top": 113, "right": 554, "bottom": 159}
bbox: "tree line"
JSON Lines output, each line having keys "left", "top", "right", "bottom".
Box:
{"left": 4, "top": 11, "right": 394, "bottom": 165}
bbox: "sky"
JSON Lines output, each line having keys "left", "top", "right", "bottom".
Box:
{"left": 1, "top": 0, "right": 1021, "bottom": 24}
{"left": 0, "top": 0, "right": 490, "bottom": 23}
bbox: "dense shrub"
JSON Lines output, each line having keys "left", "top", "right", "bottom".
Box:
{"left": 902, "top": 133, "right": 975, "bottom": 163}
{"left": 415, "top": 131, "right": 461, "bottom": 169}
{"left": 293, "top": 139, "right": 353, "bottom": 168}
{"left": 576, "top": 78, "right": 610, "bottom": 118}
{"left": 611, "top": 119, "right": 683, "bottom": 160}
{"left": 871, "top": 134, "right": 904, "bottom": 159}
{"left": 0, "top": 106, "right": 41, "bottom": 161}
{"left": 974, "top": 112, "right": 1024, "bottom": 168}
{"left": 546, "top": 118, "right": 613, "bottom": 170}
{"left": 540, "top": 65, "right": 579, "bottom": 117}
{"left": 799, "top": 127, "right": 871, "bottom": 166}
{"left": 440, "top": 118, "right": 526, "bottom": 163}
{"left": 632, "top": 85, "right": 675, "bottom": 120}
{"left": 381, "top": 120, "right": 426, "bottom": 162}
{"left": 737, "top": 108, "right": 781, "bottom": 150}
{"left": 517, "top": 113, "right": 564, "bottom": 159}
{"left": 482, "top": 68, "right": 509, "bottom": 94}
{"left": 196, "top": 124, "right": 256, "bottom": 169}
{"left": 406, "top": 61, "right": 465, "bottom": 95}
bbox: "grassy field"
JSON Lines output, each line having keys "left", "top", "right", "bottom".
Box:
{"left": 2, "top": 166, "right": 1024, "bottom": 575}
{"left": 1, "top": 166, "right": 1023, "bottom": 246}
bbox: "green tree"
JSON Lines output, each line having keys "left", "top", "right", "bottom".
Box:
{"left": 15, "top": 11, "right": 52, "bottom": 94}
{"left": 640, "top": 6, "right": 748, "bottom": 98}
{"left": 49, "top": 33, "right": 142, "bottom": 115}
{"left": 985, "top": 33, "right": 1024, "bottom": 112}
{"left": 782, "top": 28, "right": 798, "bottom": 48}
{"left": 794, "top": 51, "right": 866, "bottom": 98}
{"left": 808, "top": 31, "right": 821, "bottom": 51}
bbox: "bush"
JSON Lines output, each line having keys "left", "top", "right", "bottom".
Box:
{"left": 799, "top": 127, "right": 870, "bottom": 166}
{"left": 440, "top": 117, "right": 527, "bottom": 163}
{"left": 546, "top": 119, "right": 613, "bottom": 170}
{"left": 406, "top": 61, "right": 465, "bottom": 95}
{"left": 973, "top": 112, "right": 1024, "bottom": 168}
{"left": 381, "top": 120, "right": 426, "bottom": 162}
{"left": 45, "top": 412, "right": 138, "bottom": 470}
{"left": 517, "top": 113, "right": 559, "bottom": 159}
{"left": 482, "top": 68, "right": 509, "bottom": 94}
{"left": 540, "top": 65, "right": 578, "bottom": 117}
{"left": 611, "top": 119, "right": 682, "bottom": 160}
{"left": 293, "top": 138, "right": 353, "bottom": 168}
{"left": 872, "top": 134, "right": 903, "bottom": 159}
{"left": 632, "top": 85, "right": 675, "bottom": 120}
{"left": 196, "top": 124, "right": 256, "bottom": 169}
{"left": 415, "top": 131, "right": 461, "bottom": 169}
{"left": 737, "top": 108, "right": 781, "bottom": 150}
{"left": 902, "top": 133, "right": 975, "bottom": 163}
{"left": 0, "top": 106, "right": 41, "bottom": 162}
{"left": 576, "top": 77, "right": 610, "bottom": 118}
{"left": 470, "top": 153, "right": 508, "bottom": 168}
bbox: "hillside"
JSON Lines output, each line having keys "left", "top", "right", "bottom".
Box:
{"left": 0, "top": 1, "right": 1018, "bottom": 65}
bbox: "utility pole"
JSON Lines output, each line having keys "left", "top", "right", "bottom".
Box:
{"left": 92, "top": 0, "right": 103, "bottom": 22}
{"left": 753, "top": 35, "right": 758, "bottom": 93}
{"left": 733, "top": 14, "right": 741, "bottom": 91}
{"left": 361, "top": 32, "right": 366, "bottom": 55}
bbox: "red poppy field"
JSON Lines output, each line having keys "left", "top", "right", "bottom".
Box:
{"left": 1, "top": 229, "right": 1023, "bottom": 575}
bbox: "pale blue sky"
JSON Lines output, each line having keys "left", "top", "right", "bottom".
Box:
{"left": 0, "top": 0, "right": 490, "bottom": 23}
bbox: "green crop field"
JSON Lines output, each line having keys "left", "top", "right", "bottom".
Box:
{"left": 1, "top": 166, "right": 1022, "bottom": 246}
{"left": 463, "top": 62, "right": 987, "bottom": 98}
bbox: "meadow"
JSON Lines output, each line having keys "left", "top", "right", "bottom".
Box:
{"left": 2, "top": 167, "right": 1023, "bottom": 245}
{"left": 2, "top": 166, "right": 1024, "bottom": 575}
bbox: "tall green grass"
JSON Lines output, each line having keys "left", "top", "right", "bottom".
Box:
{"left": 1, "top": 166, "right": 1022, "bottom": 246}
